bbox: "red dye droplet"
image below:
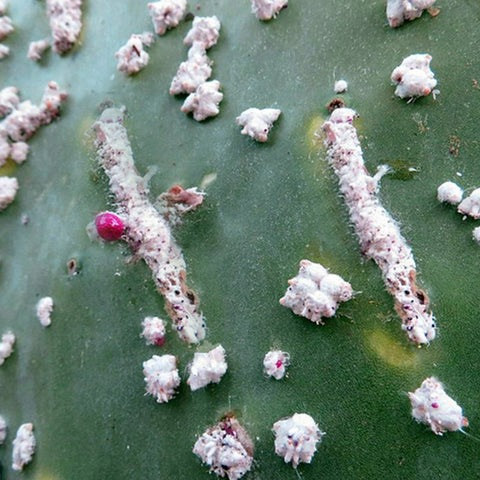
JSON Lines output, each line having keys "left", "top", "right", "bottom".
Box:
{"left": 276, "top": 360, "right": 283, "bottom": 369}
{"left": 431, "top": 402, "right": 439, "bottom": 409}
{"left": 153, "top": 336, "right": 165, "bottom": 347}
{"left": 95, "top": 212, "right": 124, "bottom": 241}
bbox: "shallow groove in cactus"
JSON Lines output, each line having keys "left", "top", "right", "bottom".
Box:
{"left": 1, "top": 0, "right": 480, "bottom": 478}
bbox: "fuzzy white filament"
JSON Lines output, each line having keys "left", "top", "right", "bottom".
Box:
{"left": 322, "top": 108, "right": 436, "bottom": 344}
{"left": 273, "top": 413, "right": 324, "bottom": 468}
{"left": 143, "top": 354, "right": 180, "bottom": 403}
{"left": 193, "top": 415, "right": 254, "bottom": 480}
{"left": 187, "top": 345, "right": 227, "bottom": 391}
{"left": 94, "top": 108, "right": 206, "bottom": 343}
{"left": 12, "top": 423, "right": 36, "bottom": 471}
{"left": 409, "top": 377, "right": 467, "bottom": 435}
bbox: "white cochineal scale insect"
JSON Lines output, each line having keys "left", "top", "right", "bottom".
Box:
{"left": 322, "top": 108, "right": 436, "bottom": 344}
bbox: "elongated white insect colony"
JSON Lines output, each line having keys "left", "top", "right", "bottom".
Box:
{"left": 322, "top": 108, "right": 436, "bottom": 344}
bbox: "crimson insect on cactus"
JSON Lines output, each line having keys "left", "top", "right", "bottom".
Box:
{"left": 94, "top": 212, "right": 124, "bottom": 241}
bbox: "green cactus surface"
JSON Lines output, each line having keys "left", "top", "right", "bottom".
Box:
{"left": 1, "top": 0, "right": 480, "bottom": 478}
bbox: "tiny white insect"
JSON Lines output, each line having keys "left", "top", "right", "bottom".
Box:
{"left": 251, "top": 0, "right": 288, "bottom": 20}
{"left": 193, "top": 414, "right": 254, "bottom": 479}
{"left": 437, "top": 181, "right": 463, "bottom": 205}
{"left": 181, "top": 80, "right": 223, "bottom": 121}
{"left": 263, "top": 350, "right": 290, "bottom": 380}
{"left": 115, "top": 32, "right": 155, "bottom": 75}
{"left": 0, "top": 330, "right": 15, "bottom": 365}
{"left": 187, "top": 345, "right": 227, "bottom": 391}
{"left": 183, "top": 16, "right": 221, "bottom": 50}
{"left": 236, "top": 108, "right": 281, "bottom": 142}
{"left": 36, "top": 296, "right": 54, "bottom": 327}
{"left": 0, "top": 414, "right": 7, "bottom": 444}
{"left": 391, "top": 54, "right": 437, "bottom": 100}
{"left": 273, "top": 413, "right": 325, "bottom": 468}
{"left": 279, "top": 259, "right": 352, "bottom": 324}
{"left": 143, "top": 354, "right": 180, "bottom": 403}
{"left": 334, "top": 79, "right": 348, "bottom": 93}
{"left": 148, "top": 0, "right": 186, "bottom": 36}
{"left": 27, "top": 39, "right": 50, "bottom": 61}
{"left": 409, "top": 377, "right": 468, "bottom": 435}
{"left": 457, "top": 188, "right": 480, "bottom": 219}
{"left": 472, "top": 226, "right": 480, "bottom": 245}
{"left": 12, "top": 423, "right": 36, "bottom": 471}
{"left": 0, "top": 176, "right": 18, "bottom": 211}
{"left": 141, "top": 316, "right": 166, "bottom": 346}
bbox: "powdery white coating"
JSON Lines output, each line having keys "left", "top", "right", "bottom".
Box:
{"left": 0, "top": 0, "right": 7, "bottom": 15}
{"left": 236, "top": 108, "right": 281, "bottom": 142}
{"left": 143, "top": 354, "right": 180, "bottom": 403}
{"left": 0, "top": 43, "right": 8, "bottom": 59}
{"left": 0, "top": 176, "right": 18, "bottom": 211}
{"left": 457, "top": 188, "right": 480, "bottom": 219}
{"left": 0, "top": 86, "right": 19, "bottom": 117}
{"left": 251, "top": 0, "right": 288, "bottom": 20}
{"left": 0, "top": 415, "right": 6, "bottom": 444}
{"left": 193, "top": 415, "right": 254, "bottom": 480}
{"left": 46, "top": 0, "right": 83, "bottom": 54}
{"left": 473, "top": 226, "right": 480, "bottom": 245}
{"left": 437, "top": 181, "right": 463, "bottom": 205}
{"left": 187, "top": 345, "right": 227, "bottom": 391}
{"left": 279, "top": 259, "right": 352, "bottom": 325}
{"left": 36, "top": 296, "right": 53, "bottom": 327}
{"left": 184, "top": 16, "right": 221, "bottom": 50}
{"left": 263, "top": 350, "right": 290, "bottom": 380}
{"left": 11, "top": 423, "right": 36, "bottom": 471}
{"left": 273, "top": 413, "right": 324, "bottom": 468}
{"left": 169, "top": 43, "right": 213, "bottom": 95}
{"left": 181, "top": 80, "right": 223, "bottom": 121}
{"left": 409, "top": 377, "right": 467, "bottom": 435}
{"left": 0, "top": 331, "right": 15, "bottom": 365}
{"left": 387, "top": 0, "right": 437, "bottom": 27}
{"left": 391, "top": 54, "right": 437, "bottom": 99}
{"left": 0, "top": 15, "right": 13, "bottom": 39}
{"left": 141, "top": 316, "right": 166, "bottom": 346}
{"left": 334, "top": 79, "right": 348, "bottom": 93}
{"left": 115, "top": 32, "right": 155, "bottom": 75}
{"left": 27, "top": 39, "right": 51, "bottom": 61}
{"left": 156, "top": 184, "right": 205, "bottom": 226}
{"left": 322, "top": 108, "right": 436, "bottom": 344}
{"left": 94, "top": 108, "right": 206, "bottom": 343}
{"left": 148, "top": 0, "right": 187, "bottom": 36}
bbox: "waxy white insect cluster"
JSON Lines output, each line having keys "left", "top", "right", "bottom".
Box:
{"left": 263, "top": 350, "right": 290, "bottom": 380}
{"left": 47, "top": 0, "right": 83, "bottom": 54}
{"left": 94, "top": 107, "right": 206, "bottom": 344}
{"left": 273, "top": 413, "right": 324, "bottom": 468}
{"left": 409, "top": 377, "right": 467, "bottom": 435}
{"left": 0, "top": 0, "right": 13, "bottom": 60}
{"left": 437, "top": 181, "right": 463, "bottom": 206}
{"left": 141, "top": 316, "right": 166, "bottom": 346}
{"left": 27, "top": 39, "right": 51, "bottom": 61}
{"left": 280, "top": 259, "right": 353, "bottom": 324}
{"left": 187, "top": 345, "right": 227, "bottom": 391}
{"left": 391, "top": 54, "right": 437, "bottom": 100}
{"left": 156, "top": 184, "right": 206, "bottom": 226}
{"left": 143, "top": 354, "right": 181, "bottom": 403}
{"left": 115, "top": 32, "right": 156, "bottom": 75}
{"left": 322, "top": 108, "right": 436, "bottom": 344}
{"left": 236, "top": 108, "right": 281, "bottom": 143}
{"left": 251, "top": 0, "right": 288, "bottom": 21}
{"left": 334, "top": 79, "right": 348, "bottom": 93}
{"left": 148, "top": 0, "right": 187, "bottom": 36}
{"left": 36, "top": 296, "right": 54, "bottom": 327}
{"left": 0, "top": 176, "right": 18, "bottom": 211}
{"left": 0, "top": 331, "right": 15, "bottom": 365}
{"left": 11, "top": 423, "right": 36, "bottom": 471}
{"left": 387, "top": 0, "right": 437, "bottom": 28}
{"left": 171, "top": 16, "right": 224, "bottom": 121}
{"left": 193, "top": 415, "right": 254, "bottom": 480}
